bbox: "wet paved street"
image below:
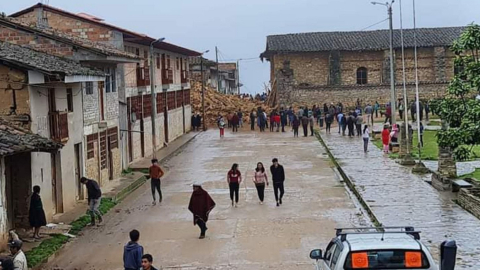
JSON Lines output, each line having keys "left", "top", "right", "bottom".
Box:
{"left": 320, "top": 130, "right": 480, "bottom": 269}
{"left": 45, "top": 129, "right": 367, "bottom": 270}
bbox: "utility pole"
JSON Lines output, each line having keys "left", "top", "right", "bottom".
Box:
{"left": 372, "top": 1, "right": 396, "bottom": 126}
{"left": 200, "top": 50, "right": 210, "bottom": 131}
{"left": 149, "top": 37, "right": 165, "bottom": 158}
{"left": 237, "top": 59, "right": 240, "bottom": 94}
{"left": 388, "top": 2, "right": 396, "bottom": 126}
{"left": 215, "top": 46, "right": 220, "bottom": 93}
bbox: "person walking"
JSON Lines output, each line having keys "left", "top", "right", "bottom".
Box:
{"left": 270, "top": 158, "right": 285, "bottom": 207}
{"left": 382, "top": 125, "right": 390, "bottom": 154}
{"left": 141, "top": 254, "right": 158, "bottom": 270}
{"left": 232, "top": 112, "right": 239, "bottom": 132}
{"left": 385, "top": 104, "right": 392, "bottom": 124}
{"left": 8, "top": 240, "right": 27, "bottom": 270}
{"left": 80, "top": 177, "right": 103, "bottom": 226}
{"left": 227, "top": 163, "right": 242, "bottom": 207}
{"left": 264, "top": 110, "right": 269, "bottom": 130}
{"left": 364, "top": 104, "right": 373, "bottom": 125}
{"left": 410, "top": 101, "right": 417, "bottom": 122}
{"left": 301, "top": 115, "right": 309, "bottom": 137}
{"left": 280, "top": 109, "right": 287, "bottom": 132}
{"left": 287, "top": 107, "right": 294, "bottom": 126}
{"left": 218, "top": 116, "right": 226, "bottom": 137}
{"left": 325, "top": 113, "right": 333, "bottom": 134}
{"left": 419, "top": 122, "right": 424, "bottom": 147}
{"left": 188, "top": 183, "right": 216, "bottom": 239}
{"left": 292, "top": 116, "right": 300, "bottom": 137}
{"left": 123, "top": 229, "right": 144, "bottom": 270}
{"left": 347, "top": 113, "right": 355, "bottom": 137}
{"left": 149, "top": 158, "right": 165, "bottom": 205}
{"left": 269, "top": 112, "right": 275, "bottom": 132}
{"left": 274, "top": 113, "right": 281, "bottom": 132}
{"left": 337, "top": 112, "right": 344, "bottom": 134}
{"left": 341, "top": 114, "right": 347, "bottom": 136}
{"left": 362, "top": 125, "right": 370, "bottom": 153}
{"left": 309, "top": 113, "right": 315, "bottom": 136}
{"left": 356, "top": 114, "right": 363, "bottom": 137}
{"left": 374, "top": 101, "right": 380, "bottom": 119}
{"left": 250, "top": 109, "right": 256, "bottom": 131}
{"left": 195, "top": 113, "right": 202, "bottom": 131}
{"left": 253, "top": 162, "right": 269, "bottom": 204}
{"left": 425, "top": 101, "right": 430, "bottom": 121}
{"left": 238, "top": 110, "right": 243, "bottom": 128}
{"left": 398, "top": 100, "right": 404, "bottom": 120}
{"left": 29, "top": 186, "right": 46, "bottom": 239}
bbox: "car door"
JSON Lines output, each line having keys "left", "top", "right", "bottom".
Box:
{"left": 321, "top": 241, "right": 337, "bottom": 270}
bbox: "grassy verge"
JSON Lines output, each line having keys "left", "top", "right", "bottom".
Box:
{"left": 372, "top": 130, "right": 480, "bottom": 161}
{"left": 460, "top": 168, "right": 480, "bottom": 181}
{"left": 26, "top": 198, "right": 117, "bottom": 268}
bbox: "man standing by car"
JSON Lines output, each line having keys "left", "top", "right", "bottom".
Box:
{"left": 270, "top": 158, "right": 285, "bottom": 207}
{"left": 80, "top": 177, "right": 103, "bottom": 226}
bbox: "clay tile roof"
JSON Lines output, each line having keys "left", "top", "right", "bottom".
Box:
{"left": 0, "top": 119, "right": 62, "bottom": 156}
{"left": 0, "top": 40, "right": 105, "bottom": 76}
{"left": 261, "top": 27, "right": 466, "bottom": 57}
{"left": 9, "top": 3, "right": 201, "bottom": 57}
{"left": 0, "top": 15, "right": 139, "bottom": 60}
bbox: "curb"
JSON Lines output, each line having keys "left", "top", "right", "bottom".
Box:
{"left": 315, "top": 131, "right": 383, "bottom": 228}
{"left": 131, "top": 131, "right": 202, "bottom": 171}
{"left": 112, "top": 175, "right": 147, "bottom": 203}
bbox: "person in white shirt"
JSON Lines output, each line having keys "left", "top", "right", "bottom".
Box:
{"left": 9, "top": 240, "right": 27, "bottom": 270}
{"left": 362, "top": 125, "right": 370, "bottom": 153}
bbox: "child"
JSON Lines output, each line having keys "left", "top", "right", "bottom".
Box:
{"left": 382, "top": 125, "right": 390, "bottom": 154}
{"left": 123, "top": 230, "right": 143, "bottom": 270}
{"left": 419, "top": 122, "right": 424, "bottom": 147}
{"left": 218, "top": 116, "right": 226, "bottom": 138}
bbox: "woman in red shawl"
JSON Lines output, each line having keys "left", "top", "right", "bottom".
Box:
{"left": 382, "top": 124, "right": 391, "bottom": 154}
{"left": 188, "top": 183, "right": 216, "bottom": 239}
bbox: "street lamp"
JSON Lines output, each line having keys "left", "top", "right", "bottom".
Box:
{"left": 200, "top": 50, "right": 210, "bottom": 131}
{"left": 372, "top": 1, "right": 396, "bottom": 126}
{"left": 150, "top": 37, "right": 165, "bottom": 158}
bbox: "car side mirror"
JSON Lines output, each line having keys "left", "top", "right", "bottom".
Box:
{"left": 310, "top": 249, "right": 323, "bottom": 260}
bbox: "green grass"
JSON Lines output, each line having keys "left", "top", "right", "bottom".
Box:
{"left": 25, "top": 198, "right": 117, "bottom": 268}
{"left": 372, "top": 130, "right": 480, "bottom": 160}
{"left": 460, "top": 168, "right": 480, "bottom": 181}
{"left": 427, "top": 120, "right": 441, "bottom": 126}
{"left": 122, "top": 167, "right": 133, "bottom": 175}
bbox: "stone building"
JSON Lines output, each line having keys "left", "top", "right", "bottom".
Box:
{"left": 0, "top": 15, "right": 139, "bottom": 197}
{"left": 189, "top": 58, "right": 239, "bottom": 95}
{"left": 10, "top": 3, "right": 200, "bottom": 166}
{"left": 0, "top": 40, "right": 105, "bottom": 240}
{"left": 260, "top": 27, "right": 465, "bottom": 108}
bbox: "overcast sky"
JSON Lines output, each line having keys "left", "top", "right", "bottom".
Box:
{"left": 2, "top": 0, "right": 480, "bottom": 94}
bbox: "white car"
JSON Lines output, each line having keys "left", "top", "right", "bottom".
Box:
{"left": 310, "top": 227, "right": 457, "bottom": 270}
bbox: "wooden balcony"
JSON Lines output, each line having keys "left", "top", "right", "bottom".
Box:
{"left": 162, "top": 69, "right": 174, "bottom": 85}
{"left": 49, "top": 111, "right": 69, "bottom": 143}
{"left": 136, "top": 66, "right": 150, "bottom": 87}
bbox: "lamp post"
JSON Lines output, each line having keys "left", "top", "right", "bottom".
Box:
{"left": 150, "top": 37, "right": 165, "bottom": 158}
{"left": 372, "top": 1, "right": 396, "bottom": 126}
{"left": 200, "top": 50, "right": 210, "bottom": 131}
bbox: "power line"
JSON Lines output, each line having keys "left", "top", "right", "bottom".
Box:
{"left": 360, "top": 18, "right": 389, "bottom": 31}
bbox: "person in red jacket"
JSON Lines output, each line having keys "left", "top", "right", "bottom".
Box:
{"left": 382, "top": 125, "right": 391, "bottom": 153}
{"left": 231, "top": 112, "right": 240, "bottom": 132}
{"left": 274, "top": 113, "right": 281, "bottom": 132}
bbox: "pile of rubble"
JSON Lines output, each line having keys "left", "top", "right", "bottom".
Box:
{"left": 190, "top": 82, "right": 273, "bottom": 126}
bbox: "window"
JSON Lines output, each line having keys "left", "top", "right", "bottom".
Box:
{"left": 135, "top": 48, "right": 140, "bottom": 56}
{"left": 105, "top": 68, "right": 117, "bottom": 93}
{"left": 85, "top": 82, "right": 93, "bottom": 95}
{"left": 176, "top": 57, "right": 180, "bottom": 70}
{"left": 330, "top": 244, "right": 342, "bottom": 269}
{"left": 156, "top": 55, "right": 160, "bottom": 69}
{"left": 167, "top": 55, "right": 171, "bottom": 69}
{"left": 357, "top": 67, "right": 368, "bottom": 84}
{"left": 66, "top": 88, "right": 73, "bottom": 112}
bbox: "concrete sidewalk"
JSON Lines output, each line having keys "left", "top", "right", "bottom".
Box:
{"left": 318, "top": 130, "right": 480, "bottom": 269}
{"left": 129, "top": 131, "right": 201, "bottom": 170}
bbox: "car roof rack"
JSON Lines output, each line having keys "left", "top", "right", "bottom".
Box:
{"left": 335, "top": 226, "right": 421, "bottom": 241}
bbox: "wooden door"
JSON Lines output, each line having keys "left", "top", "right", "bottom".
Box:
{"left": 51, "top": 152, "right": 63, "bottom": 214}
{"left": 74, "top": 143, "right": 84, "bottom": 200}
{"left": 108, "top": 137, "right": 113, "bottom": 180}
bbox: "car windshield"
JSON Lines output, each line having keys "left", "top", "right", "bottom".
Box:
{"left": 344, "top": 249, "right": 430, "bottom": 269}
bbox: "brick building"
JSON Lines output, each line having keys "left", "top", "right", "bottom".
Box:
{"left": 10, "top": 3, "right": 200, "bottom": 167}
{"left": 0, "top": 40, "right": 104, "bottom": 238}
{"left": 260, "top": 27, "right": 465, "bottom": 108}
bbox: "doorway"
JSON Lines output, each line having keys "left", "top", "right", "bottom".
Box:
{"left": 51, "top": 152, "right": 63, "bottom": 214}
{"left": 107, "top": 137, "right": 113, "bottom": 180}
{"left": 5, "top": 153, "right": 32, "bottom": 229}
{"left": 74, "top": 143, "right": 84, "bottom": 200}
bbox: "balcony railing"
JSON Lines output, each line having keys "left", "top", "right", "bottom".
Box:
{"left": 181, "top": 70, "right": 188, "bottom": 84}
{"left": 136, "top": 66, "right": 150, "bottom": 87}
{"left": 162, "top": 69, "right": 174, "bottom": 85}
{"left": 49, "top": 111, "right": 69, "bottom": 143}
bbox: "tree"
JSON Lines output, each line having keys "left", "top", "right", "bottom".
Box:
{"left": 431, "top": 24, "right": 480, "bottom": 161}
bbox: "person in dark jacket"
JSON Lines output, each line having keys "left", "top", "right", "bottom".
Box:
{"left": 347, "top": 113, "right": 355, "bottom": 137}
{"left": 280, "top": 109, "right": 287, "bottom": 132}
{"left": 231, "top": 112, "right": 239, "bottom": 132}
{"left": 195, "top": 113, "right": 202, "bottom": 131}
{"left": 301, "top": 116, "right": 309, "bottom": 137}
{"left": 188, "top": 183, "right": 216, "bottom": 239}
{"left": 29, "top": 186, "right": 47, "bottom": 239}
{"left": 141, "top": 254, "right": 158, "bottom": 270}
{"left": 292, "top": 116, "right": 300, "bottom": 137}
{"left": 80, "top": 177, "right": 103, "bottom": 226}
{"left": 270, "top": 158, "right": 285, "bottom": 207}
{"left": 123, "top": 229, "right": 144, "bottom": 270}
{"left": 191, "top": 114, "right": 196, "bottom": 131}
{"left": 250, "top": 110, "right": 256, "bottom": 131}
